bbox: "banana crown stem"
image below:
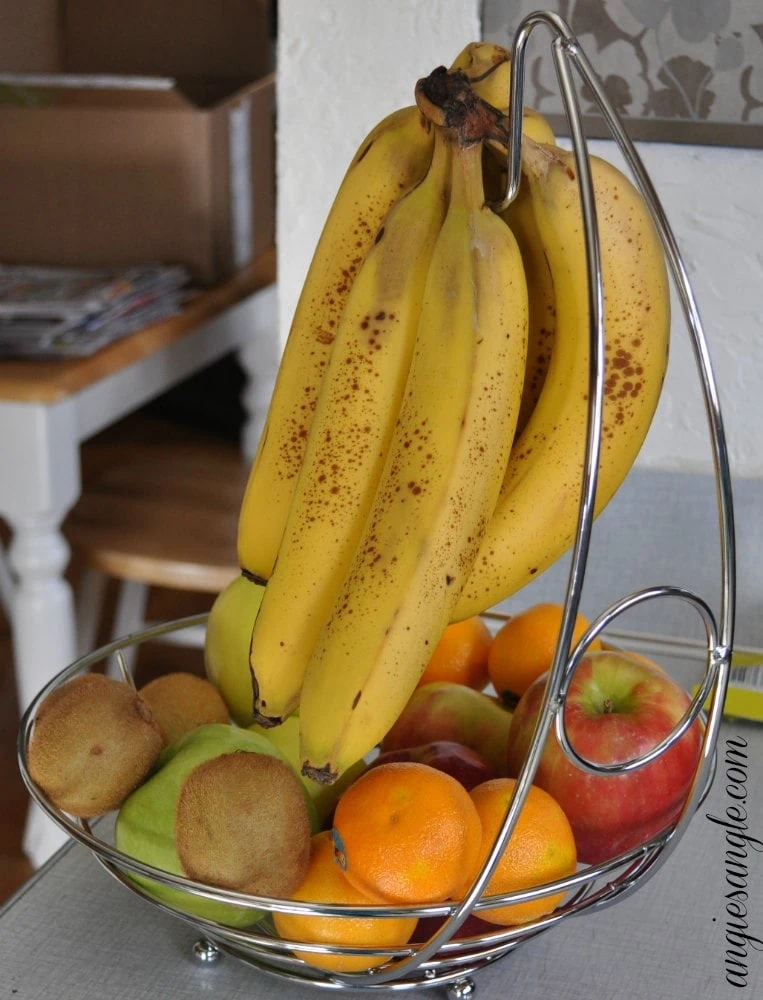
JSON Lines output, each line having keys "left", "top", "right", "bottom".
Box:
{"left": 449, "top": 137, "right": 486, "bottom": 212}
{"left": 415, "top": 66, "right": 509, "bottom": 146}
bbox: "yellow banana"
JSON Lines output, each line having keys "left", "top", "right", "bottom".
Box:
{"left": 237, "top": 106, "right": 434, "bottom": 581}
{"left": 455, "top": 41, "right": 556, "bottom": 436}
{"left": 249, "top": 130, "right": 453, "bottom": 726}
{"left": 299, "top": 136, "right": 528, "bottom": 783}
{"left": 482, "top": 145, "right": 557, "bottom": 438}
{"left": 205, "top": 573, "right": 265, "bottom": 726}
{"left": 501, "top": 160, "right": 557, "bottom": 435}
{"left": 453, "top": 139, "right": 670, "bottom": 620}
{"left": 236, "top": 51, "right": 549, "bottom": 584}
{"left": 451, "top": 40, "right": 509, "bottom": 84}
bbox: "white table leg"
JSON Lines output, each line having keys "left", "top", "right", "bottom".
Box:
{"left": 238, "top": 283, "right": 279, "bottom": 462}
{"left": 7, "top": 512, "right": 77, "bottom": 710}
{"left": 0, "top": 398, "right": 81, "bottom": 867}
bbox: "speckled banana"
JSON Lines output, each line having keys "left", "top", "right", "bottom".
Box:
{"left": 498, "top": 155, "right": 557, "bottom": 435}
{"left": 299, "top": 136, "right": 528, "bottom": 783}
{"left": 236, "top": 46, "right": 548, "bottom": 583}
{"left": 237, "top": 106, "right": 434, "bottom": 581}
{"left": 248, "top": 130, "right": 452, "bottom": 726}
{"left": 452, "top": 138, "right": 670, "bottom": 620}
{"left": 482, "top": 142, "right": 558, "bottom": 439}
{"left": 457, "top": 41, "right": 557, "bottom": 434}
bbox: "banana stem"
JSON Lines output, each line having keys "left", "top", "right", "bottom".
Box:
{"left": 449, "top": 135, "right": 486, "bottom": 211}
{"left": 415, "top": 66, "right": 509, "bottom": 146}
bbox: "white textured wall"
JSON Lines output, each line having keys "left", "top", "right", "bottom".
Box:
{"left": 588, "top": 138, "right": 763, "bottom": 479}
{"left": 277, "top": 0, "right": 480, "bottom": 336}
{"left": 277, "top": 1, "right": 763, "bottom": 477}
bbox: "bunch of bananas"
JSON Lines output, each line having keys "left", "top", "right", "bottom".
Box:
{"left": 206, "top": 43, "right": 670, "bottom": 784}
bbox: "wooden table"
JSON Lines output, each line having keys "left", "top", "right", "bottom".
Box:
{"left": 0, "top": 249, "right": 277, "bottom": 866}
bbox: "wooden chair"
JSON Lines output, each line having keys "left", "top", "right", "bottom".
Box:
{"left": 66, "top": 420, "right": 249, "bottom": 671}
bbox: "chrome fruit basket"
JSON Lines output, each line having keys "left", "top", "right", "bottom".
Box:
{"left": 18, "top": 10, "right": 734, "bottom": 999}
{"left": 19, "top": 613, "right": 723, "bottom": 999}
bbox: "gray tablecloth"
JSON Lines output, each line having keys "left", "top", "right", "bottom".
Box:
{"left": 2, "top": 715, "right": 762, "bottom": 999}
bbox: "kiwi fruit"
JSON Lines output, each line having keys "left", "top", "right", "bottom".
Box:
{"left": 116, "top": 724, "right": 318, "bottom": 927}
{"left": 28, "top": 673, "right": 163, "bottom": 818}
{"left": 139, "top": 672, "right": 229, "bottom": 746}
{"left": 175, "top": 751, "right": 311, "bottom": 897}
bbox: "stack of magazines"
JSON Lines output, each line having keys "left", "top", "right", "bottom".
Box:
{"left": 0, "top": 263, "right": 190, "bottom": 358}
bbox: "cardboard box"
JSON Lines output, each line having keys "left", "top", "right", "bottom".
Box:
{"left": 0, "top": 0, "right": 275, "bottom": 284}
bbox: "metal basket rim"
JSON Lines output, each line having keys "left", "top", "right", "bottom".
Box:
{"left": 18, "top": 611, "right": 718, "bottom": 922}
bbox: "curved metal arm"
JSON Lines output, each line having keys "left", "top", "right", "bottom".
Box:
{"left": 555, "top": 586, "right": 719, "bottom": 776}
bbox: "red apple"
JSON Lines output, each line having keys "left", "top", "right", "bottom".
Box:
{"left": 368, "top": 741, "right": 495, "bottom": 790}
{"left": 506, "top": 650, "right": 703, "bottom": 865}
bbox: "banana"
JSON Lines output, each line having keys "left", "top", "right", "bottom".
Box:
{"left": 482, "top": 146, "right": 557, "bottom": 438}
{"left": 452, "top": 138, "right": 670, "bottom": 620}
{"left": 237, "top": 106, "right": 434, "bottom": 581}
{"left": 248, "top": 130, "right": 453, "bottom": 726}
{"left": 451, "top": 40, "right": 508, "bottom": 84}
{"left": 299, "top": 135, "right": 528, "bottom": 783}
{"left": 236, "top": 50, "right": 551, "bottom": 584}
{"left": 500, "top": 157, "right": 557, "bottom": 435}
{"left": 454, "top": 41, "right": 557, "bottom": 435}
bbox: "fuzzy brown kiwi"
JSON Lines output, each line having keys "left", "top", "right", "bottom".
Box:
{"left": 139, "top": 672, "right": 229, "bottom": 747}
{"left": 28, "top": 674, "right": 163, "bottom": 818}
{"left": 175, "top": 752, "right": 311, "bottom": 897}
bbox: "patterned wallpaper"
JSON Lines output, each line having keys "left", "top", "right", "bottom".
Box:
{"left": 483, "top": 0, "right": 763, "bottom": 146}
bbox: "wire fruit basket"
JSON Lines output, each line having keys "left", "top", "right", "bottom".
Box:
{"left": 18, "top": 10, "right": 734, "bottom": 999}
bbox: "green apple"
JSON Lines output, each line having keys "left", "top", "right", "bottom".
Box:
{"left": 205, "top": 575, "right": 366, "bottom": 823}
{"left": 115, "top": 723, "right": 318, "bottom": 927}
{"left": 205, "top": 574, "right": 264, "bottom": 725}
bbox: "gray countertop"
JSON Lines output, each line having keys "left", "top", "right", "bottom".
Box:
{"left": 2, "top": 714, "right": 762, "bottom": 1000}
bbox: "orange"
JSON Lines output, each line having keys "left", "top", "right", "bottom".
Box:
{"left": 274, "top": 832, "right": 418, "bottom": 972}
{"left": 417, "top": 617, "right": 492, "bottom": 690}
{"left": 488, "top": 603, "right": 602, "bottom": 706}
{"left": 464, "top": 778, "right": 577, "bottom": 926}
{"left": 332, "top": 762, "right": 482, "bottom": 904}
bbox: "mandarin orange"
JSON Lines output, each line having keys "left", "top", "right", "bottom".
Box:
{"left": 488, "top": 603, "right": 601, "bottom": 706}
{"left": 273, "top": 831, "right": 418, "bottom": 972}
{"left": 464, "top": 778, "right": 577, "bottom": 925}
{"left": 417, "top": 617, "right": 492, "bottom": 690}
{"left": 332, "top": 762, "right": 482, "bottom": 904}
